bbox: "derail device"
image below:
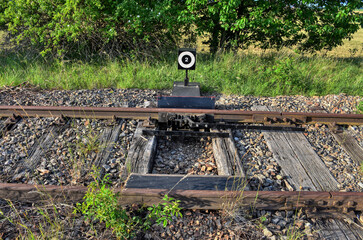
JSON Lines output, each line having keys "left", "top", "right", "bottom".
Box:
{"left": 157, "top": 48, "right": 215, "bottom": 109}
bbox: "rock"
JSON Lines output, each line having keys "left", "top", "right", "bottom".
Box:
{"left": 304, "top": 222, "right": 312, "bottom": 235}
{"left": 102, "top": 164, "right": 111, "bottom": 172}
{"left": 295, "top": 220, "right": 305, "bottom": 229}
{"left": 263, "top": 228, "right": 273, "bottom": 238}
{"left": 278, "top": 220, "right": 287, "bottom": 227}
{"left": 174, "top": 164, "right": 180, "bottom": 173}
{"left": 4, "top": 160, "right": 12, "bottom": 165}
{"left": 272, "top": 218, "right": 280, "bottom": 225}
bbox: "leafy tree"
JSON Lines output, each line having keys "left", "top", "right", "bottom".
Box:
{"left": 0, "top": 0, "right": 362, "bottom": 56}
{"left": 0, "top": 0, "right": 185, "bottom": 57}
{"left": 181, "top": 0, "right": 363, "bottom": 53}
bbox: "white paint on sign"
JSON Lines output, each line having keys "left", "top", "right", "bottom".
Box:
{"left": 178, "top": 51, "right": 195, "bottom": 69}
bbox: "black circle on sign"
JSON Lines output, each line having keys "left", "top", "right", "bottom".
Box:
{"left": 182, "top": 55, "right": 192, "bottom": 65}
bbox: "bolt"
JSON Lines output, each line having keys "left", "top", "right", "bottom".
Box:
{"left": 332, "top": 201, "right": 341, "bottom": 206}
{"left": 318, "top": 200, "right": 326, "bottom": 206}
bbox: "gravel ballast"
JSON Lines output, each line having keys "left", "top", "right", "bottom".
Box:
{"left": 0, "top": 86, "right": 362, "bottom": 239}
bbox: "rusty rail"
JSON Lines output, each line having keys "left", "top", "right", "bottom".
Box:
{"left": 0, "top": 182, "right": 362, "bottom": 212}
{"left": 0, "top": 105, "right": 362, "bottom": 125}
{"left": 0, "top": 183, "right": 363, "bottom": 212}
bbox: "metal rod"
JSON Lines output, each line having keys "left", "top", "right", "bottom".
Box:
{"left": 142, "top": 129, "right": 229, "bottom": 138}
{"left": 184, "top": 69, "right": 189, "bottom": 86}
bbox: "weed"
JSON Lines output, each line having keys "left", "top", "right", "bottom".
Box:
{"left": 257, "top": 215, "right": 267, "bottom": 230}
{"left": 74, "top": 170, "right": 142, "bottom": 239}
{"left": 0, "top": 199, "right": 75, "bottom": 240}
{"left": 74, "top": 168, "right": 182, "bottom": 239}
{"left": 217, "top": 173, "right": 250, "bottom": 222}
{"left": 147, "top": 195, "right": 183, "bottom": 227}
{"left": 65, "top": 119, "right": 102, "bottom": 184}
{"left": 357, "top": 101, "right": 363, "bottom": 114}
{"left": 285, "top": 225, "right": 306, "bottom": 240}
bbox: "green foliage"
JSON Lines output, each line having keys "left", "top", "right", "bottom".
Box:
{"left": 1, "top": 0, "right": 362, "bottom": 56}
{"left": 257, "top": 57, "right": 311, "bottom": 95}
{"left": 0, "top": 199, "right": 72, "bottom": 240}
{"left": 148, "top": 195, "right": 183, "bottom": 227}
{"left": 358, "top": 101, "right": 363, "bottom": 114}
{"left": 285, "top": 225, "right": 306, "bottom": 240}
{"left": 75, "top": 173, "right": 145, "bottom": 239}
{"left": 182, "top": 0, "right": 363, "bottom": 53}
{"left": 257, "top": 215, "right": 267, "bottom": 230}
{"left": 75, "top": 171, "right": 182, "bottom": 239}
{"left": 0, "top": 0, "right": 184, "bottom": 57}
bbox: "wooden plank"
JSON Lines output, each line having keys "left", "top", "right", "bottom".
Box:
{"left": 0, "top": 118, "right": 7, "bottom": 138}
{"left": 124, "top": 173, "right": 246, "bottom": 191}
{"left": 0, "top": 116, "right": 21, "bottom": 138}
{"left": 333, "top": 131, "right": 363, "bottom": 166}
{"left": 0, "top": 182, "right": 88, "bottom": 203}
{"left": 12, "top": 123, "right": 68, "bottom": 181}
{"left": 316, "top": 219, "right": 363, "bottom": 240}
{"left": 334, "top": 219, "right": 363, "bottom": 240}
{"left": 253, "top": 106, "right": 338, "bottom": 191}
{"left": 253, "top": 105, "right": 363, "bottom": 239}
{"left": 123, "top": 122, "right": 156, "bottom": 177}
{"left": 316, "top": 219, "right": 349, "bottom": 240}
{"left": 212, "top": 129, "right": 245, "bottom": 177}
{"left": 91, "top": 121, "right": 122, "bottom": 178}
{"left": 282, "top": 131, "right": 339, "bottom": 191}
{"left": 262, "top": 129, "right": 317, "bottom": 190}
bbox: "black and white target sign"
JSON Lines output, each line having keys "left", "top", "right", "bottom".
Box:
{"left": 178, "top": 48, "right": 196, "bottom": 70}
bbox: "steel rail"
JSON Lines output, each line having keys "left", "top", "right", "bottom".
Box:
{"left": 0, "top": 182, "right": 362, "bottom": 211}
{"left": 0, "top": 105, "right": 362, "bottom": 125}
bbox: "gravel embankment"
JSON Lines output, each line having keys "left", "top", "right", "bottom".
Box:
{"left": 0, "top": 86, "right": 362, "bottom": 239}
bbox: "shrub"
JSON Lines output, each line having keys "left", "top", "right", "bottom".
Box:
{"left": 0, "top": 0, "right": 185, "bottom": 58}
{"left": 75, "top": 171, "right": 182, "bottom": 239}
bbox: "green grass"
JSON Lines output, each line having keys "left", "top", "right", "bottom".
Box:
{"left": 0, "top": 52, "right": 362, "bottom": 96}
{"left": 0, "top": 27, "right": 362, "bottom": 96}
{"left": 358, "top": 101, "right": 363, "bottom": 114}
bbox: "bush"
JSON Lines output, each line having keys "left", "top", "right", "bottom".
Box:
{"left": 0, "top": 0, "right": 185, "bottom": 58}
{"left": 1, "top": 1, "right": 362, "bottom": 58}
{"left": 74, "top": 171, "right": 182, "bottom": 239}
{"left": 182, "top": 0, "right": 363, "bottom": 53}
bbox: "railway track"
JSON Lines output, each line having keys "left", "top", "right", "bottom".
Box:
{"left": 0, "top": 105, "right": 362, "bottom": 125}
{"left": 0, "top": 104, "right": 362, "bottom": 239}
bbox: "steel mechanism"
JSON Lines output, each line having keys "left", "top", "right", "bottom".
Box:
{"left": 142, "top": 112, "right": 305, "bottom": 138}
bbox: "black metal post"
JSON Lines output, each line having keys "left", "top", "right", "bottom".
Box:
{"left": 184, "top": 69, "right": 189, "bottom": 86}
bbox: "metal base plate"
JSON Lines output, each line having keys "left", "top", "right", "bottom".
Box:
{"left": 172, "top": 81, "right": 200, "bottom": 97}
{"left": 157, "top": 96, "right": 215, "bottom": 109}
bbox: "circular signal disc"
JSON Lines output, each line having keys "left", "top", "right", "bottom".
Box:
{"left": 178, "top": 51, "right": 196, "bottom": 69}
